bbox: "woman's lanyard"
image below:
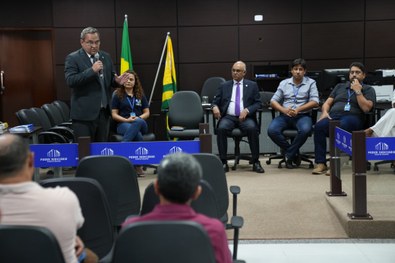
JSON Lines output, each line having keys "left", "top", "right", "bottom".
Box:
{"left": 344, "top": 89, "right": 354, "bottom": 112}
{"left": 127, "top": 96, "right": 136, "bottom": 115}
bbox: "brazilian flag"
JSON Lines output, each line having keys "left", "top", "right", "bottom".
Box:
{"left": 120, "top": 15, "right": 132, "bottom": 74}
{"left": 161, "top": 36, "right": 177, "bottom": 110}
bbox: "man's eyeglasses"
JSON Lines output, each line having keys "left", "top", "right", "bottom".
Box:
{"left": 232, "top": 69, "right": 244, "bottom": 73}
{"left": 84, "top": 40, "right": 100, "bottom": 46}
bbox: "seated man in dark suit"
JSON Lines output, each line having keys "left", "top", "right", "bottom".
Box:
{"left": 211, "top": 61, "right": 264, "bottom": 173}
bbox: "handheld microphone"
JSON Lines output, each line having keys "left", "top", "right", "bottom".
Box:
{"left": 94, "top": 53, "right": 103, "bottom": 78}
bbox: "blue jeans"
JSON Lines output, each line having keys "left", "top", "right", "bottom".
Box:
{"left": 267, "top": 114, "right": 312, "bottom": 160}
{"left": 314, "top": 114, "right": 364, "bottom": 164}
{"left": 117, "top": 118, "right": 148, "bottom": 142}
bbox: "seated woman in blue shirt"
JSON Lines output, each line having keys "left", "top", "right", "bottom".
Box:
{"left": 111, "top": 70, "right": 150, "bottom": 176}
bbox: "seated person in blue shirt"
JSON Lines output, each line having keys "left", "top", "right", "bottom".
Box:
{"left": 268, "top": 58, "right": 320, "bottom": 169}
{"left": 111, "top": 70, "right": 150, "bottom": 176}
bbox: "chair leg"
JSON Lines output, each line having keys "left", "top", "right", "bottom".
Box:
{"left": 232, "top": 227, "right": 239, "bottom": 260}
{"left": 232, "top": 138, "right": 242, "bottom": 171}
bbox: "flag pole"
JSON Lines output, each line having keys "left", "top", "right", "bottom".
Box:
{"left": 149, "top": 32, "right": 170, "bottom": 105}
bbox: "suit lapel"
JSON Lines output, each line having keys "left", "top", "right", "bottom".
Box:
{"left": 243, "top": 81, "right": 249, "bottom": 103}
{"left": 80, "top": 49, "right": 93, "bottom": 68}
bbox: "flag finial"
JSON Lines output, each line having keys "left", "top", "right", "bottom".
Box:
{"left": 124, "top": 14, "right": 128, "bottom": 19}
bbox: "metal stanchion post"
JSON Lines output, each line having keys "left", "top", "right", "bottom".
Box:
{"left": 348, "top": 131, "right": 373, "bottom": 219}
{"left": 78, "top": 136, "right": 91, "bottom": 163}
{"left": 199, "top": 123, "right": 212, "bottom": 153}
{"left": 326, "top": 120, "right": 347, "bottom": 196}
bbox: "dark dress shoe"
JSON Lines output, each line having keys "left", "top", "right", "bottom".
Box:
{"left": 293, "top": 155, "right": 301, "bottom": 167}
{"left": 223, "top": 163, "right": 229, "bottom": 173}
{"left": 285, "top": 159, "right": 296, "bottom": 169}
{"left": 252, "top": 162, "right": 265, "bottom": 173}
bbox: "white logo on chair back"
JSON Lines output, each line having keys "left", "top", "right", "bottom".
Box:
{"left": 135, "top": 147, "right": 149, "bottom": 155}
{"left": 169, "top": 146, "right": 183, "bottom": 154}
{"left": 100, "top": 148, "right": 114, "bottom": 155}
{"left": 47, "top": 149, "right": 61, "bottom": 158}
{"left": 375, "top": 142, "right": 389, "bottom": 151}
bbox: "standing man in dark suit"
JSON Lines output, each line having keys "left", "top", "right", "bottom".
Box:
{"left": 211, "top": 61, "right": 264, "bottom": 173}
{"left": 65, "top": 27, "right": 129, "bottom": 142}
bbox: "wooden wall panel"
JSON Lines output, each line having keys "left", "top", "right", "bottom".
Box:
{"left": 365, "top": 21, "right": 395, "bottom": 58}
{"left": 115, "top": 0, "right": 177, "bottom": 27}
{"left": 0, "top": 1, "right": 52, "bottom": 27}
{"left": 178, "top": 63, "right": 231, "bottom": 93}
{"left": 365, "top": 58, "right": 395, "bottom": 72}
{"left": 55, "top": 66, "right": 70, "bottom": 102}
{"left": 366, "top": 0, "right": 395, "bottom": 20}
{"left": 177, "top": 0, "right": 238, "bottom": 26}
{"left": 240, "top": 24, "right": 301, "bottom": 62}
{"left": 302, "top": 0, "right": 364, "bottom": 22}
{"left": 302, "top": 22, "right": 364, "bottom": 60}
{"left": 306, "top": 59, "right": 358, "bottom": 71}
{"left": 239, "top": 0, "right": 301, "bottom": 24}
{"left": 53, "top": 1, "right": 115, "bottom": 27}
{"left": 178, "top": 26, "right": 238, "bottom": 63}
{"left": 116, "top": 28, "right": 178, "bottom": 65}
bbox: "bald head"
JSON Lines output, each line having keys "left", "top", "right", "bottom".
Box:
{"left": 0, "top": 134, "right": 31, "bottom": 180}
{"left": 231, "top": 61, "right": 247, "bottom": 82}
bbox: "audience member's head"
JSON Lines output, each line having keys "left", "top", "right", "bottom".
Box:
{"left": 155, "top": 153, "right": 202, "bottom": 204}
{"left": 0, "top": 134, "right": 33, "bottom": 182}
{"left": 349, "top": 62, "right": 366, "bottom": 74}
{"left": 291, "top": 58, "right": 307, "bottom": 70}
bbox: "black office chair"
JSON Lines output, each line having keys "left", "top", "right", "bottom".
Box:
{"left": 15, "top": 108, "right": 73, "bottom": 144}
{"left": 266, "top": 106, "right": 318, "bottom": 169}
{"left": 75, "top": 155, "right": 141, "bottom": 230}
{"left": 42, "top": 102, "right": 72, "bottom": 128}
{"left": 0, "top": 225, "right": 66, "bottom": 263}
{"left": 192, "top": 153, "right": 243, "bottom": 260}
{"left": 167, "top": 90, "right": 204, "bottom": 140}
{"left": 52, "top": 100, "right": 71, "bottom": 122}
{"left": 201, "top": 77, "right": 226, "bottom": 122}
{"left": 112, "top": 221, "right": 216, "bottom": 263}
{"left": 201, "top": 76, "right": 226, "bottom": 104}
{"left": 39, "top": 177, "right": 114, "bottom": 263}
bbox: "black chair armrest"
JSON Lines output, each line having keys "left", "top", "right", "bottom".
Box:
{"left": 229, "top": 185, "right": 240, "bottom": 195}
{"left": 49, "top": 126, "right": 75, "bottom": 142}
{"left": 230, "top": 215, "right": 244, "bottom": 229}
{"left": 57, "top": 121, "right": 73, "bottom": 128}
{"left": 38, "top": 131, "right": 69, "bottom": 144}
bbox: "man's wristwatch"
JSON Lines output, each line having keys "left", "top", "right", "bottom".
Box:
{"left": 355, "top": 90, "right": 362, "bottom": 96}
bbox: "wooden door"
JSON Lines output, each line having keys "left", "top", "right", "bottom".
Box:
{"left": 0, "top": 30, "right": 55, "bottom": 127}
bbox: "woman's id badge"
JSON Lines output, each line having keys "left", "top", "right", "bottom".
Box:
{"left": 130, "top": 112, "right": 136, "bottom": 117}
{"left": 344, "top": 103, "right": 351, "bottom": 112}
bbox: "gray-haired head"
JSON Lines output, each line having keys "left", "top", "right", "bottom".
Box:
{"left": 80, "top": 27, "right": 100, "bottom": 40}
{"left": 157, "top": 152, "right": 202, "bottom": 204}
